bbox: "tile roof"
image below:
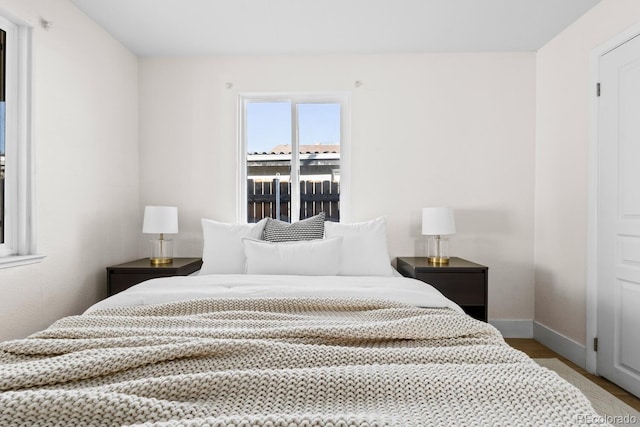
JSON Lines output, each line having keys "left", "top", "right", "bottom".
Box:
{"left": 251, "top": 144, "right": 340, "bottom": 155}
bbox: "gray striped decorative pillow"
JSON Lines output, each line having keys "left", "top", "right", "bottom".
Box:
{"left": 263, "top": 212, "right": 325, "bottom": 242}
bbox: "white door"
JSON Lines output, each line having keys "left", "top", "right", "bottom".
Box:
{"left": 597, "top": 33, "right": 640, "bottom": 397}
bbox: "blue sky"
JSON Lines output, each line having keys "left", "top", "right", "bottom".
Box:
{"left": 246, "top": 102, "right": 340, "bottom": 153}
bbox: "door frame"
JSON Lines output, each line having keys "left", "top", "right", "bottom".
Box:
{"left": 587, "top": 23, "right": 640, "bottom": 374}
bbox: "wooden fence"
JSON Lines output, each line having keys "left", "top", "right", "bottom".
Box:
{"left": 248, "top": 178, "right": 339, "bottom": 223}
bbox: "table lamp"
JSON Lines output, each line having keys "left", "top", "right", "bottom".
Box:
{"left": 422, "top": 207, "right": 456, "bottom": 265}
{"left": 142, "top": 206, "right": 178, "bottom": 265}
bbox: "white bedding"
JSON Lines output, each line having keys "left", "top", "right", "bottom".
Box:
{"left": 87, "top": 274, "right": 464, "bottom": 314}
{"left": 2, "top": 297, "right": 603, "bottom": 426}
{"left": 3, "top": 273, "right": 607, "bottom": 426}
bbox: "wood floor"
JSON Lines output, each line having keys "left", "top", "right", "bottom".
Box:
{"left": 506, "top": 338, "right": 640, "bottom": 412}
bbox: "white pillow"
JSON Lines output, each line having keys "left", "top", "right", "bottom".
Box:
{"left": 324, "top": 217, "right": 394, "bottom": 276}
{"left": 242, "top": 237, "right": 342, "bottom": 276}
{"left": 200, "top": 218, "right": 267, "bottom": 275}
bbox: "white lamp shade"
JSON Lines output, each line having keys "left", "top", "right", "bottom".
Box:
{"left": 143, "top": 206, "right": 179, "bottom": 234}
{"left": 422, "top": 207, "right": 456, "bottom": 236}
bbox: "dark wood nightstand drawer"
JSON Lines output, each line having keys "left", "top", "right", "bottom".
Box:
{"left": 416, "top": 272, "right": 485, "bottom": 305}
{"left": 106, "top": 258, "right": 202, "bottom": 296}
{"left": 109, "top": 273, "right": 174, "bottom": 295}
{"left": 397, "top": 256, "right": 488, "bottom": 321}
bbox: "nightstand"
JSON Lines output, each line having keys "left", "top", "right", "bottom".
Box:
{"left": 106, "top": 258, "right": 203, "bottom": 296}
{"left": 396, "top": 256, "right": 488, "bottom": 321}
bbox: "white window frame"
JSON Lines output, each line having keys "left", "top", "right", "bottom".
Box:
{"left": 0, "top": 11, "right": 41, "bottom": 268}
{"left": 237, "top": 93, "right": 351, "bottom": 223}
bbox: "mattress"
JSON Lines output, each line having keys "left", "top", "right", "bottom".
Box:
{"left": 0, "top": 274, "right": 605, "bottom": 426}
{"left": 85, "top": 273, "right": 464, "bottom": 314}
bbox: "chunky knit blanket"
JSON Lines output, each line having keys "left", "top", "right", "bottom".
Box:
{"left": 0, "top": 297, "right": 604, "bottom": 426}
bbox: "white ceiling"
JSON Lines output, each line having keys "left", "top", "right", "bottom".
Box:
{"left": 70, "top": 0, "right": 601, "bottom": 56}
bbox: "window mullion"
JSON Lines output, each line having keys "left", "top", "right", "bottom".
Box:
{"left": 290, "top": 101, "right": 300, "bottom": 222}
{"left": 238, "top": 98, "right": 248, "bottom": 223}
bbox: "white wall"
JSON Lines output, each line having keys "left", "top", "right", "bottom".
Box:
{"left": 139, "top": 53, "right": 536, "bottom": 321}
{"left": 0, "top": 0, "right": 139, "bottom": 341}
{"left": 0, "top": 0, "right": 633, "bottom": 347}
{"left": 535, "top": 0, "right": 640, "bottom": 345}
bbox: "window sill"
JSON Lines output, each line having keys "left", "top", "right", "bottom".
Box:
{"left": 0, "top": 254, "right": 46, "bottom": 269}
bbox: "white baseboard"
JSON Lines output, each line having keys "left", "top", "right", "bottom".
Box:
{"left": 533, "top": 321, "right": 586, "bottom": 369}
{"left": 489, "top": 320, "right": 533, "bottom": 338}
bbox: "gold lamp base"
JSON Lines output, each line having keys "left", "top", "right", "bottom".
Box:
{"left": 427, "top": 256, "right": 450, "bottom": 265}
{"left": 149, "top": 236, "right": 173, "bottom": 265}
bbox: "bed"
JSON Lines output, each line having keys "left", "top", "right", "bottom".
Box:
{"left": 0, "top": 216, "right": 605, "bottom": 426}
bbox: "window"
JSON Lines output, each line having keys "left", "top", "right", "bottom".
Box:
{"left": 0, "top": 13, "right": 39, "bottom": 267}
{"left": 239, "top": 94, "right": 349, "bottom": 224}
{"left": 1, "top": 26, "right": 5, "bottom": 246}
